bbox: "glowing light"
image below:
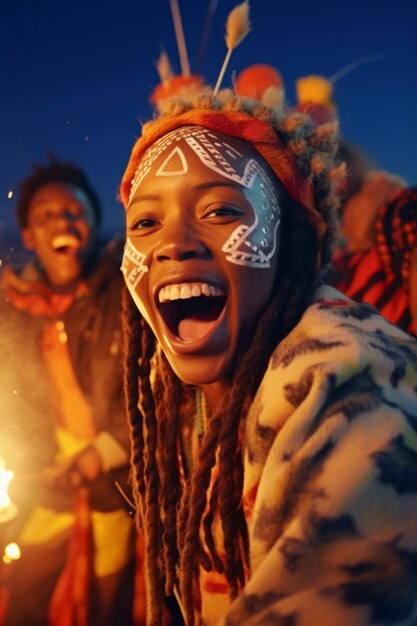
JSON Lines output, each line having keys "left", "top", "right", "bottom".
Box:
{"left": 0, "top": 455, "right": 17, "bottom": 523}
{"left": 3, "top": 542, "right": 21, "bottom": 564}
{"left": 7, "top": 190, "right": 13, "bottom": 199}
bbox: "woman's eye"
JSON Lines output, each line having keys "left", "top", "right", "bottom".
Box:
{"left": 206, "top": 206, "right": 243, "bottom": 218}
{"left": 131, "top": 217, "right": 158, "bottom": 230}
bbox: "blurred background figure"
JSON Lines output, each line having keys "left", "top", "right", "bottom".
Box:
{"left": 329, "top": 186, "right": 417, "bottom": 336}
{"left": 293, "top": 71, "right": 417, "bottom": 336}
{"left": 294, "top": 71, "right": 406, "bottom": 225}
{"left": 0, "top": 156, "right": 142, "bottom": 626}
{"left": 334, "top": 150, "right": 406, "bottom": 254}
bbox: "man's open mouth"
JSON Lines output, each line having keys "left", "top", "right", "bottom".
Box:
{"left": 51, "top": 234, "right": 80, "bottom": 255}
{"left": 158, "top": 281, "right": 226, "bottom": 343}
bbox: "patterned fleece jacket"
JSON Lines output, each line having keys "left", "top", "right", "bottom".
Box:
{"left": 199, "top": 285, "right": 417, "bottom": 626}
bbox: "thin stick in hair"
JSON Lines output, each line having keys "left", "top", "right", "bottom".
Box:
{"left": 196, "top": 0, "right": 219, "bottom": 73}
{"left": 169, "top": 0, "right": 190, "bottom": 77}
{"left": 213, "top": 0, "right": 251, "bottom": 96}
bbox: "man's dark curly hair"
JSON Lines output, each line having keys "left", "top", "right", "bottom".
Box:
{"left": 16, "top": 153, "right": 102, "bottom": 229}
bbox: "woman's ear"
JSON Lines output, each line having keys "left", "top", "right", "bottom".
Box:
{"left": 21, "top": 228, "right": 35, "bottom": 250}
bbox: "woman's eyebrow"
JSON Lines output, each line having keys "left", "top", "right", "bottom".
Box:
{"left": 128, "top": 181, "right": 240, "bottom": 210}
{"left": 127, "top": 193, "right": 160, "bottom": 211}
{"left": 194, "top": 180, "right": 240, "bottom": 191}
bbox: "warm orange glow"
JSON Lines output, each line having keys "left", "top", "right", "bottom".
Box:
{"left": 3, "top": 542, "right": 21, "bottom": 564}
{"left": 0, "top": 455, "right": 16, "bottom": 523}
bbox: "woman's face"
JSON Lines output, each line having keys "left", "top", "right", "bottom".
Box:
{"left": 122, "top": 126, "right": 282, "bottom": 385}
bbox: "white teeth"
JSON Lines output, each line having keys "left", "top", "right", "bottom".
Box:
{"left": 52, "top": 234, "right": 79, "bottom": 250}
{"left": 158, "top": 282, "right": 225, "bottom": 303}
{"left": 170, "top": 286, "right": 180, "bottom": 301}
{"left": 180, "top": 284, "right": 192, "bottom": 299}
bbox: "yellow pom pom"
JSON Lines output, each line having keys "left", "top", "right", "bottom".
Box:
{"left": 296, "top": 75, "right": 333, "bottom": 106}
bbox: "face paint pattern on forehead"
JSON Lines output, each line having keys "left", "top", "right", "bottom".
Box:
{"left": 129, "top": 126, "right": 281, "bottom": 269}
{"left": 128, "top": 126, "right": 244, "bottom": 205}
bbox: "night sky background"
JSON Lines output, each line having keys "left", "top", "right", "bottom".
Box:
{"left": 1, "top": 0, "right": 416, "bottom": 263}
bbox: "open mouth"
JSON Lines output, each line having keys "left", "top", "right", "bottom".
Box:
{"left": 51, "top": 234, "right": 80, "bottom": 255}
{"left": 158, "top": 281, "right": 226, "bottom": 343}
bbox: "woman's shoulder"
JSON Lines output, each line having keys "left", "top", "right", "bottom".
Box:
{"left": 265, "top": 283, "right": 417, "bottom": 397}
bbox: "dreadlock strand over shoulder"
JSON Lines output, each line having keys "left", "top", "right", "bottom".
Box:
{"left": 121, "top": 289, "right": 145, "bottom": 514}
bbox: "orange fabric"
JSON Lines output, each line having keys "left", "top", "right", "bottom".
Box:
{"left": 0, "top": 586, "right": 9, "bottom": 625}
{"left": 2, "top": 269, "right": 88, "bottom": 317}
{"left": 40, "top": 322, "right": 96, "bottom": 440}
{"left": 331, "top": 248, "right": 412, "bottom": 334}
{"left": 48, "top": 488, "right": 92, "bottom": 626}
{"left": 4, "top": 269, "right": 96, "bottom": 439}
{"left": 120, "top": 110, "right": 325, "bottom": 241}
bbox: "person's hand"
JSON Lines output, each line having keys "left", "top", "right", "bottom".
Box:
{"left": 43, "top": 445, "right": 103, "bottom": 489}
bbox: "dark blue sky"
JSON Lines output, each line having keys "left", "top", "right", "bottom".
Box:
{"left": 1, "top": 0, "right": 417, "bottom": 258}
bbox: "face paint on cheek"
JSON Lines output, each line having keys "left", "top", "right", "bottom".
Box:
{"left": 222, "top": 160, "right": 281, "bottom": 268}
{"left": 121, "top": 238, "right": 152, "bottom": 327}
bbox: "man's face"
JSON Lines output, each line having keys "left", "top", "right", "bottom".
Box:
{"left": 22, "top": 182, "right": 97, "bottom": 287}
{"left": 122, "top": 126, "right": 282, "bottom": 386}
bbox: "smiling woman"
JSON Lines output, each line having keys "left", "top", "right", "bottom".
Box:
{"left": 120, "top": 90, "right": 417, "bottom": 626}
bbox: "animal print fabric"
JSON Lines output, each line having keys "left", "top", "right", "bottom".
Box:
{"left": 205, "top": 285, "right": 417, "bottom": 626}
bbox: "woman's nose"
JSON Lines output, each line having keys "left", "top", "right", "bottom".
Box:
{"left": 155, "top": 222, "right": 208, "bottom": 262}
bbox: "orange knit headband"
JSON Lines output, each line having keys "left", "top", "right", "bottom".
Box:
{"left": 120, "top": 109, "right": 327, "bottom": 242}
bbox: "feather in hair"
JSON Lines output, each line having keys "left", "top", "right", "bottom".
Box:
{"left": 225, "top": 0, "right": 251, "bottom": 49}
{"left": 155, "top": 51, "right": 173, "bottom": 87}
{"left": 213, "top": 0, "right": 251, "bottom": 96}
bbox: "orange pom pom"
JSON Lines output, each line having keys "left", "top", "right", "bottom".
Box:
{"left": 235, "top": 64, "right": 283, "bottom": 100}
{"left": 150, "top": 75, "right": 204, "bottom": 106}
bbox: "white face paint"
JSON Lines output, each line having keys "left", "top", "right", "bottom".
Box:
{"left": 121, "top": 237, "right": 151, "bottom": 324}
{"left": 125, "top": 126, "right": 281, "bottom": 274}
